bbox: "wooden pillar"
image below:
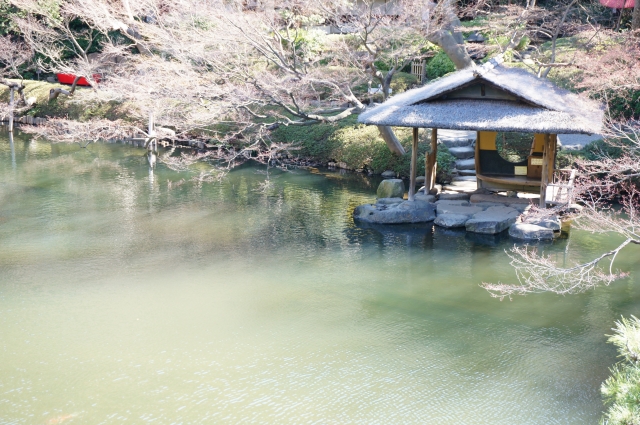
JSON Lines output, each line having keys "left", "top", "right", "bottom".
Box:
{"left": 425, "top": 128, "right": 438, "bottom": 191}
{"left": 8, "top": 88, "right": 14, "bottom": 133}
{"left": 409, "top": 127, "right": 419, "bottom": 201}
{"left": 539, "top": 133, "right": 552, "bottom": 208}
{"left": 547, "top": 134, "right": 557, "bottom": 183}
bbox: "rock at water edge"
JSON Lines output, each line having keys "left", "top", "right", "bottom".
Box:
{"left": 353, "top": 200, "right": 436, "bottom": 224}
{"left": 509, "top": 223, "right": 554, "bottom": 240}
{"left": 465, "top": 206, "right": 520, "bottom": 234}
{"left": 524, "top": 216, "right": 561, "bottom": 231}
{"left": 377, "top": 179, "right": 405, "bottom": 199}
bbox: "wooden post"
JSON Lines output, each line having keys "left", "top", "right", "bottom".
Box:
{"left": 8, "top": 87, "right": 14, "bottom": 132}
{"left": 547, "top": 134, "right": 557, "bottom": 183}
{"left": 409, "top": 127, "right": 419, "bottom": 201}
{"left": 425, "top": 128, "right": 438, "bottom": 191}
{"left": 539, "top": 133, "right": 552, "bottom": 208}
{"left": 421, "top": 60, "right": 427, "bottom": 85}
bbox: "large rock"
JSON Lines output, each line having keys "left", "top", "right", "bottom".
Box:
{"left": 434, "top": 214, "right": 470, "bottom": 228}
{"left": 524, "top": 216, "right": 561, "bottom": 231}
{"left": 509, "top": 223, "right": 554, "bottom": 240}
{"left": 381, "top": 170, "right": 396, "bottom": 179}
{"left": 377, "top": 179, "right": 404, "bottom": 199}
{"left": 465, "top": 206, "right": 520, "bottom": 234}
{"left": 353, "top": 200, "right": 436, "bottom": 224}
{"left": 376, "top": 197, "right": 404, "bottom": 205}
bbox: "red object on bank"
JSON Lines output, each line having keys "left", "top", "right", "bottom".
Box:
{"left": 56, "top": 73, "right": 101, "bottom": 86}
{"left": 599, "top": 0, "right": 634, "bottom": 8}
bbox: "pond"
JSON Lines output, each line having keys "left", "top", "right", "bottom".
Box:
{"left": 1, "top": 129, "right": 639, "bottom": 424}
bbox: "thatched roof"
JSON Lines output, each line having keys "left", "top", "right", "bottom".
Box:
{"left": 358, "top": 58, "right": 604, "bottom": 135}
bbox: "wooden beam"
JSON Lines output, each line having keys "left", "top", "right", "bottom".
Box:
{"left": 539, "top": 133, "right": 552, "bottom": 208}
{"left": 425, "top": 128, "right": 438, "bottom": 191}
{"left": 409, "top": 127, "right": 419, "bottom": 201}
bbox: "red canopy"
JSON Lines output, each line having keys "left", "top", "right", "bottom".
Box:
{"left": 599, "top": 0, "right": 634, "bottom": 8}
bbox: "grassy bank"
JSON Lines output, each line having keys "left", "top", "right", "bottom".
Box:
{"left": 270, "top": 115, "right": 456, "bottom": 181}
{"left": 0, "top": 80, "right": 133, "bottom": 122}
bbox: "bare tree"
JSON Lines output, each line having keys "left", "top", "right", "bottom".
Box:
{"left": 0, "top": 35, "right": 33, "bottom": 129}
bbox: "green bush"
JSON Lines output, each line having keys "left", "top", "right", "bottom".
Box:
{"left": 426, "top": 51, "right": 456, "bottom": 80}
{"left": 390, "top": 72, "right": 419, "bottom": 93}
{"left": 435, "top": 144, "right": 456, "bottom": 184}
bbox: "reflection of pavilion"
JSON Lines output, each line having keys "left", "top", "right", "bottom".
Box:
{"left": 358, "top": 57, "right": 604, "bottom": 207}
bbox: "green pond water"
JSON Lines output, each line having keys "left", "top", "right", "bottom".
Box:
{"left": 1, "top": 130, "right": 640, "bottom": 425}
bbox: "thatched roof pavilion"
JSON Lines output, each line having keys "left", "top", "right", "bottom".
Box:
{"left": 358, "top": 57, "right": 604, "bottom": 207}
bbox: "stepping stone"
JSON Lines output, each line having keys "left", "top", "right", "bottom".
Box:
{"left": 442, "top": 181, "right": 478, "bottom": 193}
{"left": 509, "top": 223, "right": 554, "bottom": 240}
{"left": 435, "top": 200, "right": 470, "bottom": 206}
{"left": 448, "top": 146, "right": 475, "bottom": 159}
{"left": 435, "top": 214, "right": 470, "bottom": 228}
{"left": 465, "top": 206, "right": 520, "bottom": 234}
{"left": 455, "top": 158, "right": 476, "bottom": 170}
{"left": 510, "top": 203, "right": 532, "bottom": 213}
{"left": 353, "top": 200, "right": 436, "bottom": 224}
{"left": 414, "top": 193, "right": 436, "bottom": 203}
{"left": 458, "top": 169, "right": 477, "bottom": 176}
{"left": 436, "top": 203, "right": 484, "bottom": 216}
{"left": 470, "top": 193, "right": 532, "bottom": 206}
{"left": 438, "top": 192, "right": 470, "bottom": 201}
{"left": 440, "top": 138, "right": 475, "bottom": 148}
{"left": 452, "top": 176, "right": 477, "bottom": 182}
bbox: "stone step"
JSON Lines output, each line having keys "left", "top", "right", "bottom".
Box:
{"left": 448, "top": 146, "right": 475, "bottom": 159}
{"left": 455, "top": 158, "right": 476, "bottom": 170}
{"left": 442, "top": 179, "right": 478, "bottom": 193}
{"left": 458, "top": 169, "right": 476, "bottom": 177}
{"left": 452, "top": 176, "right": 477, "bottom": 182}
{"left": 440, "top": 137, "right": 475, "bottom": 148}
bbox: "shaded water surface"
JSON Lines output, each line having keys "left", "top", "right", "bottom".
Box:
{"left": 1, "top": 131, "right": 639, "bottom": 424}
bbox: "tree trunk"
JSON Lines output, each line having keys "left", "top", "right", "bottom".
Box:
{"left": 428, "top": 29, "right": 473, "bottom": 70}
{"left": 377, "top": 125, "right": 406, "bottom": 156}
{"left": 633, "top": 0, "right": 640, "bottom": 30}
{"left": 8, "top": 88, "right": 14, "bottom": 132}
